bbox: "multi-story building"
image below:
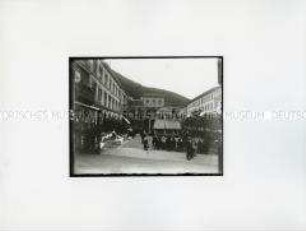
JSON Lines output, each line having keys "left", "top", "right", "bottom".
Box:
{"left": 123, "top": 94, "right": 166, "bottom": 133}
{"left": 184, "top": 86, "right": 222, "bottom": 154}
{"left": 73, "top": 60, "right": 128, "bottom": 118}
{"left": 155, "top": 106, "right": 184, "bottom": 119}
{"left": 71, "top": 59, "right": 129, "bottom": 152}
{"left": 141, "top": 96, "right": 165, "bottom": 108}
{"left": 187, "top": 86, "right": 222, "bottom": 117}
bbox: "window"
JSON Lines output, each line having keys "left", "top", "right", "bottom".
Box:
{"left": 89, "top": 60, "right": 94, "bottom": 70}
{"left": 79, "top": 68, "right": 90, "bottom": 86}
{"left": 100, "top": 67, "right": 104, "bottom": 81}
{"left": 105, "top": 74, "right": 108, "bottom": 86}
{"left": 91, "top": 80, "right": 97, "bottom": 91}
{"left": 74, "top": 70, "right": 81, "bottom": 83}
{"left": 108, "top": 95, "right": 112, "bottom": 108}
{"left": 93, "top": 60, "right": 98, "bottom": 74}
{"left": 98, "top": 88, "right": 102, "bottom": 102}
{"left": 104, "top": 92, "right": 107, "bottom": 106}
{"left": 101, "top": 89, "right": 104, "bottom": 104}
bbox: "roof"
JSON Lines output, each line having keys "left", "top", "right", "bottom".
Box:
{"left": 190, "top": 86, "right": 221, "bottom": 103}
{"left": 153, "top": 119, "right": 181, "bottom": 130}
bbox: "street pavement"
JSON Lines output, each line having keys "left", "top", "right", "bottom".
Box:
{"left": 74, "top": 135, "right": 219, "bottom": 175}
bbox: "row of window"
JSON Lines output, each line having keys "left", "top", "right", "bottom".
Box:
{"left": 143, "top": 98, "right": 164, "bottom": 107}
{"left": 97, "top": 88, "right": 122, "bottom": 111}
{"left": 200, "top": 101, "right": 219, "bottom": 112}
{"left": 80, "top": 60, "right": 126, "bottom": 102}
{"left": 74, "top": 61, "right": 127, "bottom": 112}
{"left": 188, "top": 88, "right": 221, "bottom": 108}
{"left": 98, "top": 64, "right": 124, "bottom": 100}
{"left": 188, "top": 101, "right": 221, "bottom": 115}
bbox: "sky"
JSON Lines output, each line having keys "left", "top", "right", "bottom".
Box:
{"left": 103, "top": 58, "right": 219, "bottom": 99}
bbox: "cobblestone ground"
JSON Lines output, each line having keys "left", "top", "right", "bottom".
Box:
{"left": 74, "top": 135, "right": 219, "bottom": 175}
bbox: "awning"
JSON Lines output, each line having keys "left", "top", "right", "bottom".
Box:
{"left": 74, "top": 101, "right": 100, "bottom": 111}
{"left": 153, "top": 119, "right": 181, "bottom": 130}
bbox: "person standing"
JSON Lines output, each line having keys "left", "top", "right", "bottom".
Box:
{"left": 161, "top": 135, "right": 166, "bottom": 150}
{"left": 152, "top": 135, "right": 158, "bottom": 150}
{"left": 186, "top": 137, "right": 193, "bottom": 160}
{"left": 191, "top": 138, "right": 197, "bottom": 158}
{"left": 140, "top": 131, "right": 145, "bottom": 144}
{"left": 166, "top": 136, "right": 171, "bottom": 151}
{"left": 143, "top": 135, "right": 149, "bottom": 151}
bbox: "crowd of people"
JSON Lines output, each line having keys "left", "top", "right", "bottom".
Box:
{"left": 140, "top": 132, "right": 210, "bottom": 160}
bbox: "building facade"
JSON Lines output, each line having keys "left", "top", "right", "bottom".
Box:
{"left": 73, "top": 60, "right": 128, "bottom": 117}
{"left": 124, "top": 93, "right": 187, "bottom": 132}
{"left": 141, "top": 97, "right": 165, "bottom": 108}
{"left": 72, "top": 59, "right": 129, "bottom": 152}
{"left": 123, "top": 95, "right": 166, "bottom": 133}
{"left": 187, "top": 86, "right": 222, "bottom": 117}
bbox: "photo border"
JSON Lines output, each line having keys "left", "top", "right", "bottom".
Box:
{"left": 69, "top": 56, "right": 224, "bottom": 177}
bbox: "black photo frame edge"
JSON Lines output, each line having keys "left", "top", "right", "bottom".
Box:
{"left": 69, "top": 56, "right": 224, "bottom": 177}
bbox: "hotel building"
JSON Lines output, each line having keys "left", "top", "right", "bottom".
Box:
{"left": 187, "top": 86, "right": 222, "bottom": 117}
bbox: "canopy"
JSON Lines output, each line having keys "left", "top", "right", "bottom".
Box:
{"left": 153, "top": 119, "right": 181, "bottom": 130}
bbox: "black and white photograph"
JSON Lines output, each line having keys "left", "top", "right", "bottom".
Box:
{"left": 2, "top": 0, "right": 306, "bottom": 230}
{"left": 70, "top": 57, "right": 223, "bottom": 176}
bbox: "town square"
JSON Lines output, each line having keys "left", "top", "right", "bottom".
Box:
{"left": 70, "top": 57, "right": 223, "bottom": 175}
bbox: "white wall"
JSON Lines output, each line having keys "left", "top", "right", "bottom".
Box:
{"left": 1, "top": 0, "right": 306, "bottom": 230}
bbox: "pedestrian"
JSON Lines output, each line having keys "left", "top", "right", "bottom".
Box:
{"left": 161, "top": 135, "right": 166, "bottom": 150}
{"left": 152, "top": 135, "right": 158, "bottom": 150}
{"left": 186, "top": 137, "right": 193, "bottom": 160}
{"left": 191, "top": 138, "right": 197, "bottom": 158}
{"left": 166, "top": 136, "right": 171, "bottom": 151}
{"left": 171, "top": 135, "right": 177, "bottom": 151}
{"left": 143, "top": 135, "right": 149, "bottom": 151}
{"left": 198, "top": 138, "right": 204, "bottom": 154}
{"left": 177, "top": 137, "right": 183, "bottom": 152}
{"left": 140, "top": 130, "right": 145, "bottom": 144}
{"left": 174, "top": 136, "right": 179, "bottom": 151}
